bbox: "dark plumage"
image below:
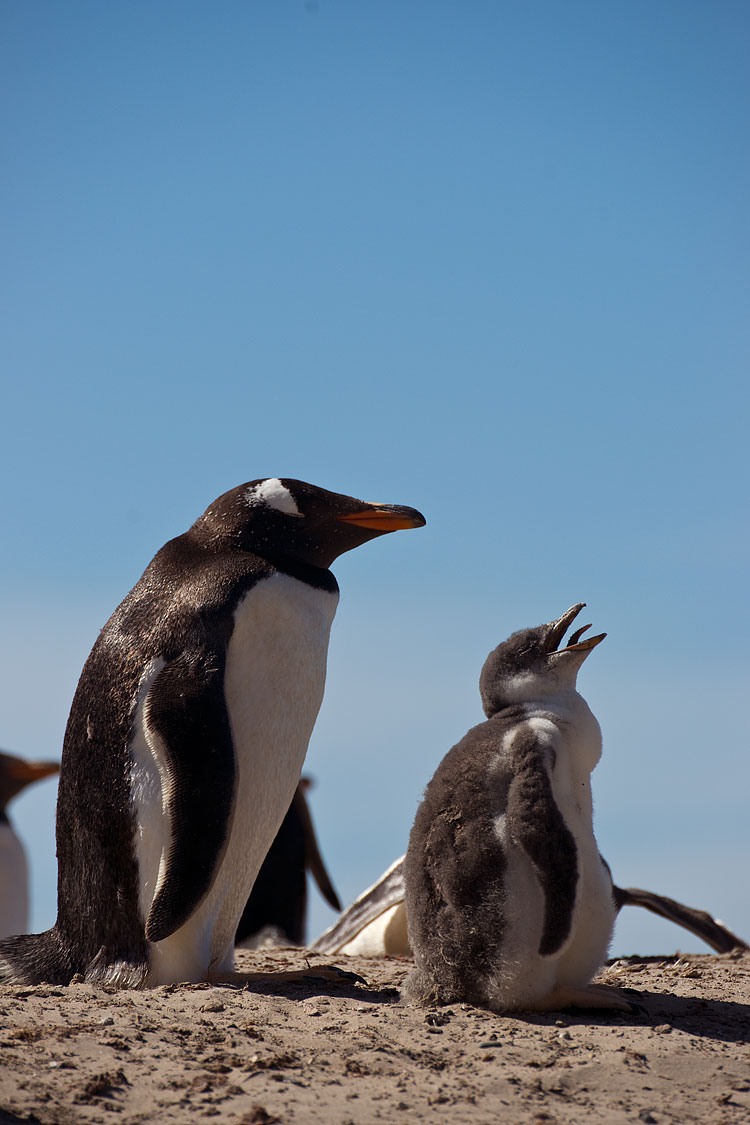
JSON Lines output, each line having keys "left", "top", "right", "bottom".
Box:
{"left": 403, "top": 605, "right": 626, "bottom": 1012}
{"left": 0, "top": 479, "right": 424, "bottom": 987}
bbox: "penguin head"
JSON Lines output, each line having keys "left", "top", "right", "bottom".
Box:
{"left": 0, "top": 751, "right": 59, "bottom": 818}
{"left": 479, "top": 604, "right": 606, "bottom": 716}
{"left": 195, "top": 478, "right": 426, "bottom": 569}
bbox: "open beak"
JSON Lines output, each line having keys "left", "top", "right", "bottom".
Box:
{"left": 337, "top": 503, "right": 426, "bottom": 533}
{"left": 546, "top": 603, "right": 606, "bottom": 655}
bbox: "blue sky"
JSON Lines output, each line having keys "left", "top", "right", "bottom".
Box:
{"left": 2, "top": 1, "right": 748, "bottom": 957}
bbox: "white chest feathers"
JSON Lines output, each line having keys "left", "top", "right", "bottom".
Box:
{"left": 223, "top": 571, "right": 340, "bottom": 785}
{"left": 0, "top": 822, "right": 29, "bottom": 939}
{"left": 133, "top": 570, "right": 339, "bottom": 985}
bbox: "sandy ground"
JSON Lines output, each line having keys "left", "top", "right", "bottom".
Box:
{"left": 1, "top": 948, "right": 748, "bottom": 1125}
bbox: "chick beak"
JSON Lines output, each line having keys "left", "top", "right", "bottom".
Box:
{"left": 546, "top": 603, "right": 606, "bottom": 654}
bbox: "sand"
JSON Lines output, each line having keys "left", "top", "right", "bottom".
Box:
{"left": 1, "top": 948, "right": 749, "bottom": 1125}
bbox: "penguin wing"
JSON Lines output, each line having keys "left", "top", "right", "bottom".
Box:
{"left": 614, "top": 885, "right": 749, "bottom": 954}
{"left": 600, "top": 853, "right": 748, "bottom": 953}
{"left": 506, "top": 730, "right": 578, "bottom": 957}
{"left": 142, "top": 651, "right": 235, "bottom": 944}
{"left": 310, "top": 856, "right": 405, "bottom": 953}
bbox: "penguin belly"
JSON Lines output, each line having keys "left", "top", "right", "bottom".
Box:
{"left": 544, "top": 707, "right": 616, "bottom": 988}
{"left": 549, "top": 770, "right": 616, "bottom": 989}
{"left": 133, "top": 572, "right": 339, "bottom": 985}
{"left": 487, "top": 711, "right": 615, "bottom": 1010}
{"left": 0, "top": 823, "right": 29, "bottom": 939}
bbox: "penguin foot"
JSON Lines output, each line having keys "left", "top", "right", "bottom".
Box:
{"left": 533, "top": 983, "right": 633, "bottom": 1013}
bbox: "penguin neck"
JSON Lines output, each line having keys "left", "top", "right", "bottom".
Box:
{"left": 521, "top": 690, "right": 603, "bottom": 773}
{"left": 488, "top": 686, "right": 602, "bottom": 771}
{"left": 261, "top": 553, "right": 340, "bottom": 594}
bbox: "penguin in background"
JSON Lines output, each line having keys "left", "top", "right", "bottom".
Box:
{"left": 403, "top": 604, "right": 629, "bottom": 1012}
{"left": 0, "top": 478, "right": 424, "bottom": 987}
{"left": 311, "top": 856, "right": 408, "bottom": 956}
{"left": 0, "top": 751, "right": 60, "bottom": 940}
{"left": 235, "top": 777, "right": 341, "bottom": 948}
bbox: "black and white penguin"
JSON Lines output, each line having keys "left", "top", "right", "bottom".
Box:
{"left": 235, "top": 777, "right": 341, "bottom": 948}
{"left": 0, "top": 752, "right": 60, "bottom": 940}
{"left": 0, "top": 478, "right": 424, "bottom": 987}
{"left": 403, "top": 604, "right": 628, "bottom": 1012}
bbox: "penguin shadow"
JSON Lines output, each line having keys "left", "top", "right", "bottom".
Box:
{"left": 623, "top": 989, "right": 750, "bottom": 1045}
{"left": 218, "top": 965, "right": 399, "bottom": 1005}
{"left": 511, "top": 962, "right": 750, "bottom": 1046}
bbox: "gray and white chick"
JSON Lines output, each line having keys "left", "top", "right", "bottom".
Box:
{"left": 403, "top": 604, "right": 628, "bottom": 1012}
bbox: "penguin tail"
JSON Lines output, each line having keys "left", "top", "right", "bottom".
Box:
{"left": 0, "top": 927, "right": 76, "bottom": 986}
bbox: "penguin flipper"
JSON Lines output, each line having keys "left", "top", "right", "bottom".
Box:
{"left": 613, "top": 885, "right": 749, "bottom": 954}
{"left": 142, "top": 653, "right": 235, "bottom": 944}
{"left": 506, "top": 731, "right": 578, "bottom": 958}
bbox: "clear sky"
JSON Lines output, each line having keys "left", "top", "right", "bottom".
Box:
{"left": 2, "top": 1, "right": 748, "bottom": 957}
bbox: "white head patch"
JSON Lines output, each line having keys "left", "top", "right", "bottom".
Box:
{"left": 245, "top": 478, "right": 302, "bottom": 517}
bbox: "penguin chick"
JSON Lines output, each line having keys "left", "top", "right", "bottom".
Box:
{"left": 235, "top": 777, "right": 341, "bottom": 948}
{"left": 0, "top": 478, "right": 424, "bottom": 987}
{"left": 403, "top": 604, "right": 628, "bottom": 1012}
{"left": 0, "top": 752, "right": 60, "bottom": 940}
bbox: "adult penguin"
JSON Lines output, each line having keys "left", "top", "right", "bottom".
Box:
{"left": 0, "top": 478, "right": 425, "bottom": 987}
{"left": 0, "top": 751, "right": 59, "bottom": 939}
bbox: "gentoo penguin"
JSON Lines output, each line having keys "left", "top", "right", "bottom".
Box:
{"left": 0, "top": 752, "right": 60, "bottom": 940}
{"left": 313, "top": 854, "right": 748, "bottom": 957}
{"left": 403, "top": 604, "right": 628, "bottom": 1012}
{"left": 0, "top": 478, "right": 424, "bottom": 987}
{"left": 235, "top": 777, "right": 341, "bottom": 947}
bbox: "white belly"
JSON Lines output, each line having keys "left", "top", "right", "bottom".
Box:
{"left": 0, "top": 823, "right": 29, "bottom": 939}
{"left": 487, "top": 711, "right": 615, "bottom": 1008}
{"left": 137, "top": 571, "right": 338, "bottom": 985}
{"left": 547, "top": 726, "right": 616, "bottom": 986}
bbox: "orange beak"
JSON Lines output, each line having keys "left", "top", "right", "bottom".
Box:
{"left": 337, "top": 504, "right": 426, "bottom": 532}
{"left": 9, "top": 759, "right": 60, "bottom": 784}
